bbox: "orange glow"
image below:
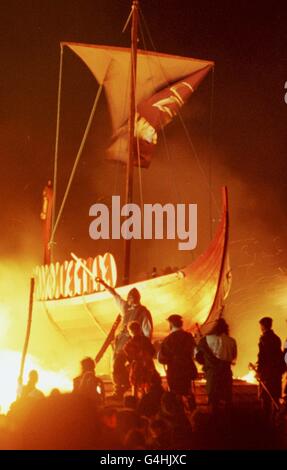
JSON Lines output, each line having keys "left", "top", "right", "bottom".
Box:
{"left": 240, "top": 370, "right": 257, "bottom": 384}
{"left": 0, "top": 350, "right": 72, "bottom": 414}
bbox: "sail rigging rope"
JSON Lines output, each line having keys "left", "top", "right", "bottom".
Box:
{"left": 208, "top": 67, "right": 216, "bottom": 239}
{"left": 123, "top": 9, "right": 145, "bottom": 219}
{"left": 177, "top": 111, "right": 220, "bottom": 212}
{"left": 138, "top": 17, "right": 181, "bottom": 203}
{"left": 139, "top": 7, "right": 220, "bottom": 216}
{"left": 51, "top": 44, "right": 64, "bottom": 260}
{"left": 49, "top": 82, "right": 103, "bottom": 248}
{"left": 106, "top": 70, "right": 130, "bottom": 253}
{"left": 136, "top": 133, "right": 144, "bottom": 212}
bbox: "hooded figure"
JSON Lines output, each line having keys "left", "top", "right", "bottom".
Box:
{"left": 97, "top": 279, "right": 153, "bottom": 399}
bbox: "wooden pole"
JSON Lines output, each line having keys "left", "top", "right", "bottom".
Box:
{"left": 123, "top": 0, "right": 139, "bottom": 286}
{"left": 18, "top": 277, "right": 35, "bottom": 397}
{"left": 40, "top": 180, "right": 53, "bottom": 265}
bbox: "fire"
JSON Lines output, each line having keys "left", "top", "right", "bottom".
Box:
{"left": 0, "top": 350, "right": 72, "bottom": 414}
{"left": 240, "top": 370, "right": 257, "bottom": 384}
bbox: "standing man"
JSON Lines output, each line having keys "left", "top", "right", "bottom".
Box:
{"left": 196, "top": 318, "right": 237, "bottom": 414}
{"left": 257, "top": 317, "right": 285, "bottom": 418}
{"left": 158, "top": 314, "right": 197, "bottom": 399}
{"left": 97, "top": 279, "right": 153, "bottom": 399}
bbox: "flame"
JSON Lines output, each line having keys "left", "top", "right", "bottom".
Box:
{"left": 240, "top": 370, "right": 257, "bottom": 384}
{"left": 0, "top": 303, "right": 11, "bottom": 337}
{"left": 0, "top": 350, "right": 72, "bottom": 414}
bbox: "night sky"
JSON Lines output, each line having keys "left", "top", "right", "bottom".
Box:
{"left": 1, "top": 0, "right": 287, "bottom": 372}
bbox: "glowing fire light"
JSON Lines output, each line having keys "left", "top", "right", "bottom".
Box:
{"left": 0, "top": 303, "right": 11, "bottom": 337}
{"left": 240, "top": 370, "right": 257, "bottom": 384}
{"left": 0, "top": 350, "right": 72, "bottom": 414}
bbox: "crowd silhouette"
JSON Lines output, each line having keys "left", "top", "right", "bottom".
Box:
{"left": 0, "top": 315, "right": 286, "bottom": 450}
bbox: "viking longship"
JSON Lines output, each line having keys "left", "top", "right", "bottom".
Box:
{"left": 34, "top": 0, "right": 231, "bottom": 375}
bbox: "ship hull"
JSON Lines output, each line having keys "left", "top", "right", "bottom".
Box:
{"left": 37, "top": 189, "right": 228, "bottom": 375}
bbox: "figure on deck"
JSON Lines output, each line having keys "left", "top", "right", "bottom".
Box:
{"left": 158, "top": 314, "right": 197, "bottom": 403}
{"left": 97, "top": 279, "right": 153, "bottom": 399}
{"left": 196, "top": 318, "right": 237, "bottom": 414}
{"left": 124, "top": 320, "right": 158, "bottom": 398}
{"left": 256, "top": 317, "right": 285, "bottom": 419}
{"left": 73, "top": 357, "right": 105, "bottom": 405}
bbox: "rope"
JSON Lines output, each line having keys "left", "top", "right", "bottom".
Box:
{"left": 51, "top": 44, "right": 64, "bottom": 261}
{"left": 208, "top": 67, "right": 215, "bottom": 239}
{"left": 139, "top": 7, "right": 219, "bottom": 212}
{"left": 177, "top": 110, "right": 219, "bottom": 212}
{"left": 133, "top": 23, "right": 144, "bottom": 214}
{"left": 122, "top": 5, "right": 133, "bottom": 34}
{"left": 139, "top": 8, "right": 157, "bottom": 56}
{"left": 138, "top": 18, "right": 181, "bottom": 202}
{"left": 49, "top": 84, "right": 104, "bottom": 246}
{"left": 136, "top": 135, "right": 144, "bottom": 213}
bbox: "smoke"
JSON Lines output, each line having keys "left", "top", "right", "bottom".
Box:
{"left": 220, "top": 173, "right": 287, "bottom": 376}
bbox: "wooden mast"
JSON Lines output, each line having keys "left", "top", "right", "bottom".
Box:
{"left": 123, "top": 0, "right": 139, "bottom": 285}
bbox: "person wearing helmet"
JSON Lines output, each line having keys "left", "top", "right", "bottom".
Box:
{"left": 158, "top": 314, "right": 197, "bottom": 400}
{"left": 97, "top": 278, "right": 153, "bottom": 399}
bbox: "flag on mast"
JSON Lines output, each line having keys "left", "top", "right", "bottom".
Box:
{"left": 64, "top": 43, "right": 214, "bottom": 167}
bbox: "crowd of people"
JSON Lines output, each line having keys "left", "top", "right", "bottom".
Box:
{"left": 1, "top": 283, "right": 287, "bottom": 449}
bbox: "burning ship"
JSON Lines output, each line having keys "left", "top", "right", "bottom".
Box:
{"left": 33, "top": 0, "right": 231, "bottom": 376}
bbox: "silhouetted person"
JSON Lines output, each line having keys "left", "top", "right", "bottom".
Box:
{"left": 158, "top": 314, "right": 197, "bottom": 400}
{"left": 21, "top": 370, "right": 44, "bottom": 400}
{"left": 257, "top": 317, "right": 285, "bottom": 419}
{"left": 151, "top": 267, "right": 158, "bottom": 278}
{"left": 73, "top": 357, "right": 105, "bottom": 406}
{"left": 10, "top": 370, "right": 44, "bottom": 432}
{"left": 97, "top": 278, "right": 153, "bottom": 399}
{"left": 124, "top": 320, "right": 156, "bottom": 397}
{"left": 50, "top": 388, "right": 61, "bottom": 397}
{"left": 284, "top": 334, "right": 287, "bottom": 401}
{"left": 196, "top": 318, "right": 237, "bottom": 414}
